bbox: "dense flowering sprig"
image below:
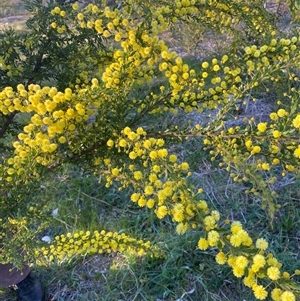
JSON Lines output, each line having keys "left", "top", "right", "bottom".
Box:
{"left": 121, "top": 0, "right": 276, "bottom": 44}
{"left": 98, "top": 127, "right": 218, "bottom": 237}
{"left": 34, "top": 230, "right": 159, "bottom": 262}
{"left": 0, "top": 83, "right": 102, "bottom": 183}
{"left": 100, "top": 126, "right": 203, "bottom": 234}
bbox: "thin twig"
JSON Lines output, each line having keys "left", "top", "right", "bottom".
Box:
{"left": 47, "top": 141, "right": 105, "bottom": 170}
{"left": 80, "top": 192, "right": 138, "bottom": 214}
{"left": 0, "top": 112, "right": 17, "bottom": 139}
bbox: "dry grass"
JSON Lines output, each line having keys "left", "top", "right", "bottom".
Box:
{"left": 46, "top": 256, "right": 114, "bottom": 301}
{"left": 0, "top": 15, "right": 28, "bottom": 31}
{"left": 0, "top": 0, "right": 28, "bottom": 31}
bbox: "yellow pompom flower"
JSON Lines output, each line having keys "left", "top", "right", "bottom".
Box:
{"left": 157, "top": 149, "right": 168, "bottom": 158}
{"left": 277, "top": 109, "right": 287, "bottom": 117}
{"left": 198, "top": 200, "right": 208, "bottom": 210}
{"left": 212, "top": 58, "right": 218, "bottom": 65}
{"left": 282, "top": 272, "right": 290, "bottom": 279}
{"left": 58, "top": 136, "right": 66, "bottom": 143}
{"left": 115, "top": 32, "right": 122, "bottom": 42}
{"left": 144, "top": 185, "right": 154, "bottom": 195}
{"left": 270, "top": 112, "right": 278, "bottom": 120}
{"left": 176, "top": 223, "right": 189, "bottom": 234}
{"left": 245, "top": 139, "right": 252, "bottom": 149}
{"left": 136, "top": 127, "right": 145, "bottom": 135}
{"left": 133, "top": 171, "right": 143, "bottom": 180}
{"left": 198, "top": 237, "right": 209, "bottom": 250}
{"left": 253, "top": 50, "right": 261, "bottom": 57}
{"left": 202, "top": 61, "right": 209, "bottom": 68}
{"left": 232, "top": 266, "right": 245, "bottom": 278}
{"left": 213, "top": 65, "right": 220, "bottom": 72}
{"left": 273, "top": 130, "right": 281, "bottom": 138}
{"left": 230, "top": 221, "right": 243, "bottom": 234}
{"left": 146, "top": 199, "right": 155, "bottom": 209}
{"left": 267, "top": 266, "right": 280, "bottom": 281}
{"left": 148, "top": 173, "right": 157, "bottom": 183}
{"left": 252, "top": 254, "right": 266, "bottom": 271}
{"left": 292, "top": 114, "right": 300, "bottom": 128}
{"left": 294, "top": 146, "right": 300, "bottom": 158}
{"left": 182, "top": 72, "right": 189, "bottom": 80}
{"left": 155, "top": 206, "right": 168, "bottom": 219}
{"left": 251, "top": 145, "right": 261, "bottom": 154}
{"left": 119, "top": 139, "right": 127, "bottom": 147}
{"left": 77, "top": 13, "right": 84, "bottom": 20}
{"left": 72, "top": 3, "right": 79, "bottom": 10}
{"left": 257, "top": 122, "right": 267, "bottom": 133}
{"left": 207, "top": 230, "right": 220, "bottom": 246}
{"left": 202, "top": 72, "right": 208, "bottom": 78}
{"left": 143, "top": 140, "right": 152, "bottom": 149}
{"left": 152, "top": 165, "right": 160, "bottom": 173}
{"left": 107, "top": 139, "right": 114, "bottom": 147}
{"left": 235, "top": 255, "right": 248, "bottom": 269}
{"left": 243, "top": 271, "right": 255, "bottom": 288}
{"left": 130, "top": 193, "right": 140, "bottom": 202}
{"left": 128, "top": 132, "right": 137, "bottom": 141}
{"left": 280, "top": 291, "right": 296, "bottom": 301}
{"left": 204, "top": 216, "right": 216, "bottom": 231}
{"left": 160, "top": 62, "right": 168, "bottom": 70}
{"left": 53, "top": 6, "right": 61, "bottom": 14}
{"left": 103, "top": 30, "right": 111, "bottom": 38}
{"left": 261, "top": 163, "right": 270, "bottom": 171}
{"left": 215, "top": 251, "right": 227, "bottom": 265}
{"left": 270, "top": 144, "right": 279, "bottom": 154}
{"left": 271, "top": 288, "right": 282, "bottom": 301}
{"left": 230, "top": 234, "right": 243, "bottom": 247}
{"left": 49, "top": 143, "right": 58, "bottom": 152}
{"left": 138, "top": 196, "right": 147, "bottom": 207}
{"left": 211, "top": 210, "right": 220, "bottom": 221}
{"left": 267, "top": 255, "right": 280, "bottom": 268}
{"left": 7, "top": 168, "right": 15, "bottom": 175}
{"left": 111, "top": 168, "right": 119, "bottom": 177}
{"left": 252, "top": 284, "right": 268, "bottom": 300}
{"left": 256, "top": 238, "right": 268, "bottom": 250}
{"left": 169, "top": 154, "right": 177, "bottom": 162}
{"left": 129, "top": 151, "right": 137, "bottom": 160}
{"left": 181, "top": 162, "right": 189, "bottom": 170}
{"left": 149, "top": 150, "right": 158, "bottom": 160}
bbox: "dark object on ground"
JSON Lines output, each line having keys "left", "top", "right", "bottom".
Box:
{"left": 16, "top": 272, "right": 46, "bottom": 301}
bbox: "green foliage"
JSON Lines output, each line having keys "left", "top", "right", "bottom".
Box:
{"left": 0, "top": 0, "right": 300, "bottom": 300}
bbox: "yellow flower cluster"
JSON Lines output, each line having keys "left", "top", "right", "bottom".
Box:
{"left": 48, "top": 1, "right": 273, "bottom": 118}
{"left": 0, "top": 81, "right": 102, "bottom": 182}
{"left": 50, "top": 6, "right": 68, "bottom": 34}
{"left": 293, "top": 114, "right": 300, "bottom": 128}
{"left": 199, "top": 220, "right": 299, "bottom": 300}
{"left": 130, "top": 0, "right": 274, "bottom": 42}
{"left": 101, "top": 125, "right": 299, "bottom": 300}
{"left": 101, "top": 126, "right": 210, "bottom": 234}
{"left": 43, "top": 2, "right": 300, "bottom": 123}
{"left": 192, "top": 87, "right": 300, "bottom": 210}
{"left": 35, "top": 230, "right": 154, "bottom": 262}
